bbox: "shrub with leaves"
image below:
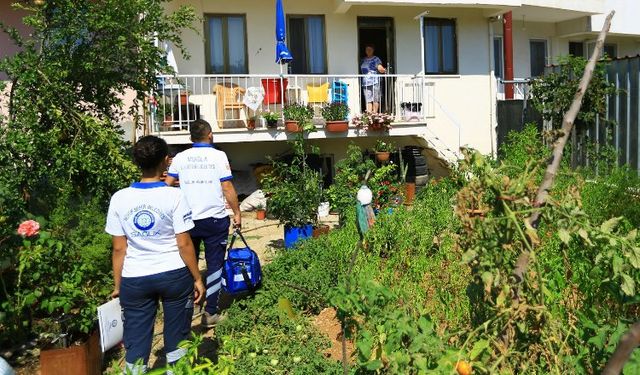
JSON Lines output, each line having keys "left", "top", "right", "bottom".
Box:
{"left": 326, "top": 143, "right": 376, "bottom": 222}
{"left": 0, "top": 0, "right": 196, "bottom": 349}
{"left": 530, "top": 55, "right": 616, "bottom": 128}
{"left": 262, "top": 137, "right": 323, "bottom": 228}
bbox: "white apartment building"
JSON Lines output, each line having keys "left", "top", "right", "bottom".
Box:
{"left": 3, "top": 0, "right": 640, "bottom": 189}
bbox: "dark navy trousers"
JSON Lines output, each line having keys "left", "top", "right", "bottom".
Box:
{"left": 189, "top": 216, "right": 229, "bottom": 315}
{"left": 120, "top": 267, "right": 194, "bottom": 370}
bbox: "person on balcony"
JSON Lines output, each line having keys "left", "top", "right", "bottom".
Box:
{"left": 106, "top": 136, "right": 204, "bottom": 373}
{"left": 360, "top": 44, "right": 387, "bottom": 113}
{"left": 164, "top": 119, "right": 242, "bottom": 328}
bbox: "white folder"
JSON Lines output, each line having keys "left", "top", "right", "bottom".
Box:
{"left": 97, "top": 298, "right": 123, "bottom": 352}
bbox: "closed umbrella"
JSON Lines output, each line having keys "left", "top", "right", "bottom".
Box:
{"left": 275, "top": 0, "right": 293, "bottom": 64}
{"left": 275, "top": 0, "right": 292, "bottom": 118}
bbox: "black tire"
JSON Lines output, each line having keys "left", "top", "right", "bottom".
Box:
{"left": 414, "top": 165, "right": 429, "bottom": 176}
{"left": 415, "top": 175, "right": 430, "bottom": 186}
{"left": 413, "top": 156, "right": 427, "bottom": 165}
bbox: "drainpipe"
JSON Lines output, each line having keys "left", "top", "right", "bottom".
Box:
{"left": 488, "top": 19, "right": 496, "bottom": 157}
{"left": 503, "top": 11, "right": 514, "bottom": 99}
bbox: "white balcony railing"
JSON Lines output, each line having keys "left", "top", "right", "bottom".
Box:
{"left": 496, "top": 78, "right": 531, "bottom": 101}
{"left": 147, "top": 74, "right": 435, "bottom": 133}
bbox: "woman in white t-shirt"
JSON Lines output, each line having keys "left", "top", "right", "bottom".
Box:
{"left": 106, "top": 136, "right": 205, "bottom": 373}
{"left": 360, "top": 44, "right": 387, "bottom": 113}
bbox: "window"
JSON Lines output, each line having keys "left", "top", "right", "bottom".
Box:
{"left": 493, "top": 37, "right": 504, "bottom": 79}
{"left": 287, "top": 15, "right": 327, "bottom": 74}
{"left": 205, "top": 15, "right": 248, "bottom": 74}
{"left": 587, "top": 42, "right": 617, "bottom": 59}
{"left": 529, "top": 40, "right": 547, "bottom": 77}
{"left": 423, "top": 18, "right": 458, "bottom": 74}
{"left": 604, "top": 44, "right": 617, "bottom": 59}
{"left": 569, "top": 41, "right": 585, "bottom": 58}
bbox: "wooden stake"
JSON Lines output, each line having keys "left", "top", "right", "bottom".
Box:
{"left": 602, "top": 322, "right": 640, "bottom": 375}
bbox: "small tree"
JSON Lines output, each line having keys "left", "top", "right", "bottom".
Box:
{"left": 530, "top": 55, "right": 616, "bottom": 129}
{"left": 0, "top": 0, "right": 197, "bottom": 345}
{"left": 0, "top": 0, "right": 197, "bottom": 217}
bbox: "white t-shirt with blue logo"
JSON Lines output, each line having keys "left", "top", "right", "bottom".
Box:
{"left": 105, "top": 181, "right": 195, "bottom": 278}
{"left": 168, "top": 143, "right": 233, "bottom": 221}
{"left": 361, "top": 56, "right": 382, "bottom": 87}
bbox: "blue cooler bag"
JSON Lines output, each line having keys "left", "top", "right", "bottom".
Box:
{"left": 222, "top": 230, "right": 262, "bottom": 294}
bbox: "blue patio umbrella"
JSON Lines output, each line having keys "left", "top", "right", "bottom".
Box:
{"left": 275, "top": 0, "right": 293, "bottom": 64}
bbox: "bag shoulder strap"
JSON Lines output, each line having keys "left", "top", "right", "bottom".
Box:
{"left": 227, "top": 229, "right": 250, "bottom": 251}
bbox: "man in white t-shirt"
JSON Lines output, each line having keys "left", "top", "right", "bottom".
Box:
{"left": 105, "top": 136, "right": 204, "bottom": 373}
{"left": 165, "top": 119, "right": 241, "bottom": 327}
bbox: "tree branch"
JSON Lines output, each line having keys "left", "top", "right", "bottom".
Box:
{"left": 602, "top": 322, "right": 640, "bottom": 375}
{"left": 512, "top": 11, "right": 615, "bottom": 285}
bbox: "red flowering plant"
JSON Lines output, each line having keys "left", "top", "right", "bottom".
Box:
{"left": 2, "top": 216, "right": 112, "bottom": 346}
{"left": 17, "top": 220, "right": 40, "bottom": 237}
{"left": 368, "top": 164, "right": 403, "bottom": 210}
{"left": 351, "top": 111, "right": 394, "bottom": 132}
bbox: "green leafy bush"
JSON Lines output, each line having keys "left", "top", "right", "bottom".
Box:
{"left": 326, "top": 143, "right": 376, "bottom": 221}
{"left": 530, "top": 55, "right": 616, "bottom": 128}
{"left": 262, "top": 138, "right": 323, "bottom": 228}
{"left": 321, "top": 102, "right": 349, "bottom": 122}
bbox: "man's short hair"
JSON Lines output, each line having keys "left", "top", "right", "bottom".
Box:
{"left": 133, "top": 136, "right": 168, "bottom": 171}
{"left": 190, "top": 119, "right": 212, "bottom": 141}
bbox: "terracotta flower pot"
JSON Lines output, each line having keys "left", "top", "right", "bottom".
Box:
{"left": 179, "top": 92, "right": 189, "bottom": 105}
{"left": 285, "top": 120, "right": 302, "bottom": 133}
{"left": 40, "top": 331, "right": 101, "bottom": 375}
{"left": 256, "top": 209, "right": 266, "bottom": 220}
{"left": 324, "top": 120, "right": 349, "bottom": 132}
{"left": 247, "top": 119, "right": 256, "bottom": 130}
{"left": 312, "top": 224, "right": 330, "bottom": 238}
{"left": 375, "top": 152, "right": 390, "bottom": 162}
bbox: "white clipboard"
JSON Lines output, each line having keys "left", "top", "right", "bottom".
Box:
{"left": 97, "top": 298, "right": 123, "bottom": 352}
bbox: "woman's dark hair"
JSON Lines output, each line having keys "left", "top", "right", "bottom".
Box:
{"left": 365, "top": 43, "right": 375, "bottom": 50}
{"left": 133, "top": 136, "right": 168, "bottom": 171}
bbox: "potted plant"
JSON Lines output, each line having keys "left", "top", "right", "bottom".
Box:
{"left": 312, "top": 223, "right": 330, "bottom": 238}
{"left": 283, "top": 103, "right": 314, "bottom": 133}
{"left": 263, "top": 111, "right": 279, "bottom": 129}
{"left": 321, "top": 102, "right": 350, "bottom": 132}
{"left": 5, "top": 220, "right": 106, "bottom": 375}
{"left": 374, "top": 139, "right": 395, "bottom": 163}
{"left": 352, "top": 111, "right": 394, "bottom": 132}
{"left": 255, "top": 203, "right": 266, "bottom": 220}
{"left": 158, "top": 96, "right": 175, "bottom": 131}
{"left": 247, "top": 115, "right": 257, "bottom": 130}
{"left": 262, "top": 138, "right": 322, "bottom": 248}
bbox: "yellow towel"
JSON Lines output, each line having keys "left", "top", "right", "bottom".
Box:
{"left": 307, "top": 83, "right": 329, "bottom": 103}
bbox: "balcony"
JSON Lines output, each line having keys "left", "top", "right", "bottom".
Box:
{"left": 147, "top": 74, "right": 435, "bottom": 144}
{"left": 496, "top": 78, "right": 531, "bottom": 100}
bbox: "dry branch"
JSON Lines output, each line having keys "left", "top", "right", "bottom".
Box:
{"left": 511, "top": 11, "right": 615, "bottom": 284}
{"left": 602, "top": 322, "right": 640, "bottom": 375}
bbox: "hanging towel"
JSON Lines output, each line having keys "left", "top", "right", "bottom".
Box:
{"left": 243, "top": 86, "right": 265, "bottom": 111}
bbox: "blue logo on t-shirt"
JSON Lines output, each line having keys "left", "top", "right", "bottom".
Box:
{"left": 133, "top": 210, "right": 155, "bottom": 231}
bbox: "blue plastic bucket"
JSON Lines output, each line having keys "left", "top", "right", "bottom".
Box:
{"left": 284, "top": 224, "right": 313, "bottom": 249}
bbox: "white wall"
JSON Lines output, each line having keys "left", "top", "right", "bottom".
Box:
{"left": 592, "top": 0, "right": 640, "bottom": 36}
{"left": 171, "top": 1, "right": 493, "bottom": 76}
{"left": 167, "top": 1, "right": 496, "bottom": 156}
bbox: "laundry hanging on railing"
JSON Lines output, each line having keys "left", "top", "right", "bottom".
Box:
{"left": 242, "top": 86, "right": 265, "bottom": 111}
